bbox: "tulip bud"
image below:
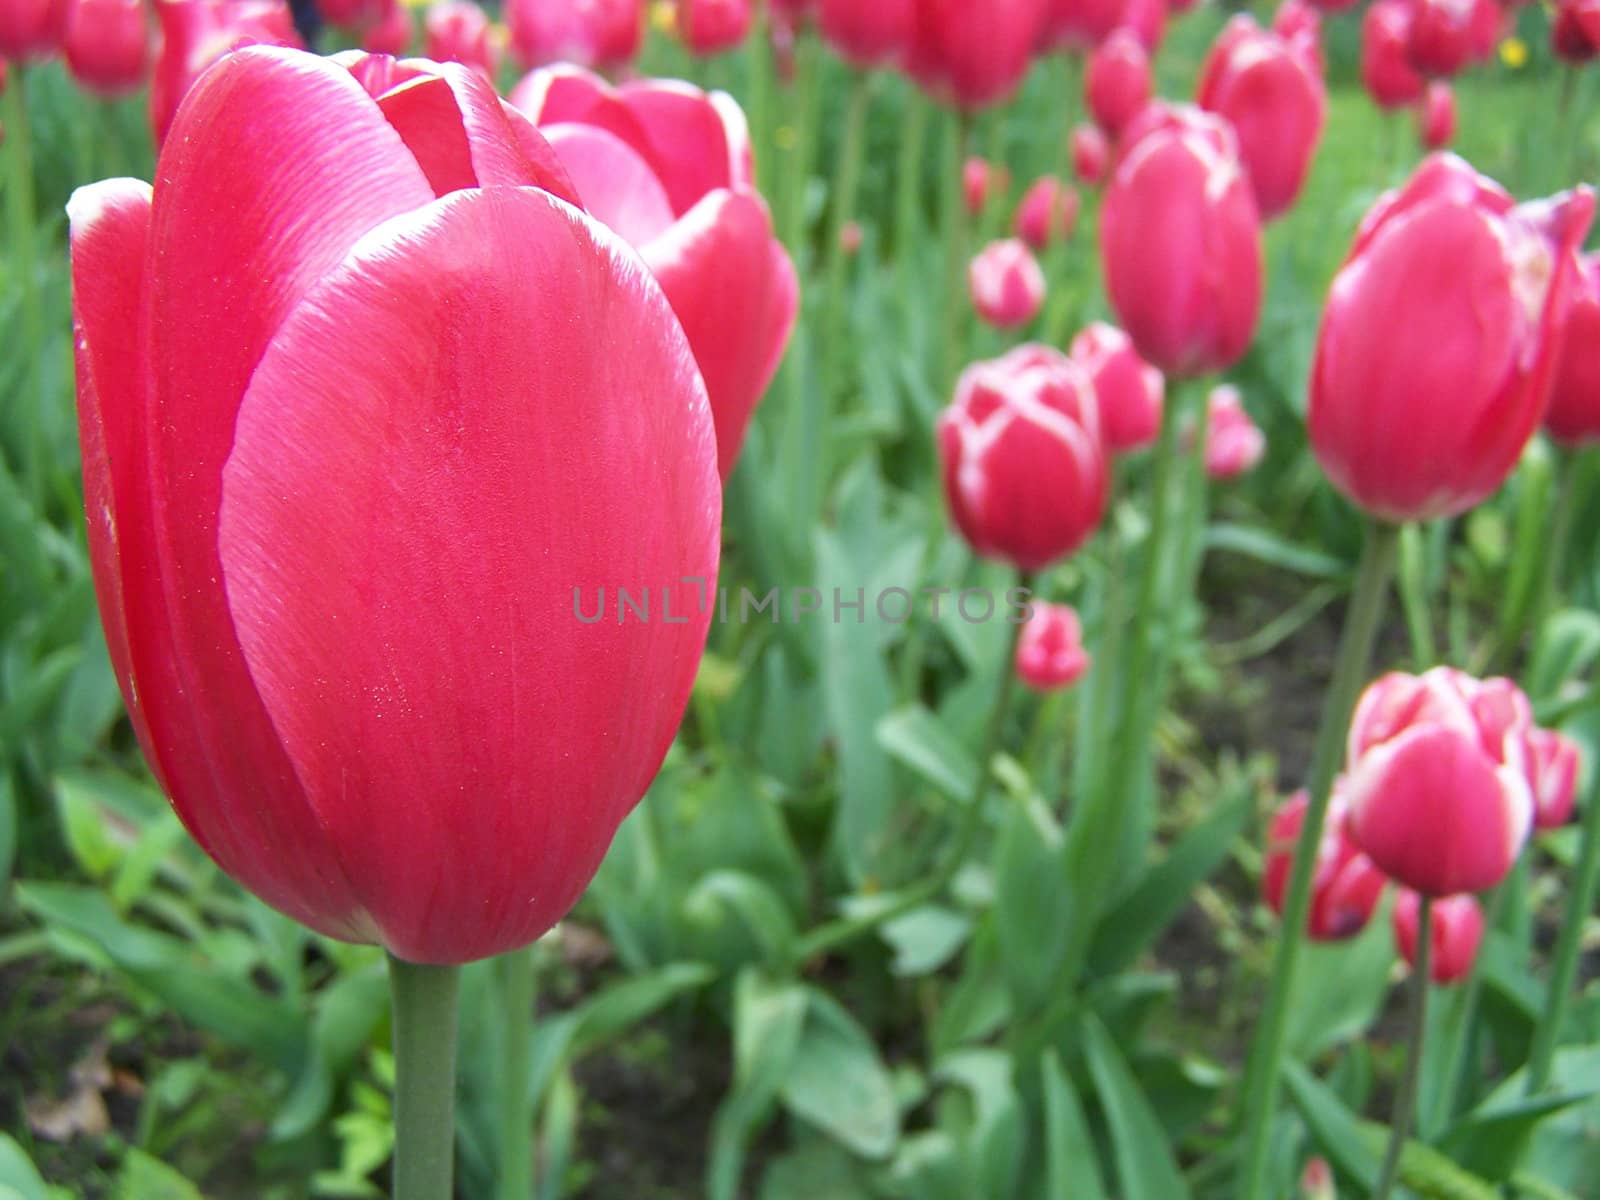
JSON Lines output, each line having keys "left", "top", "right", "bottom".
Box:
{"left": 1546, "top": 254, "right": 1600, "bottom": 445}
{"left": 1361, "top": 0, "right": 1426, "bottom": 109}
{"left": 1308, "top": 155, "right": 1595, "bottom": 521}
{"left": 65, "top": 0, "right": 149, "bottom": 95}
{"left": 1393, "top": 892, "right": 1485, "bottom": 983}
{"left": 1417, "top": 80, "right": 1455, "bottom": 149}
{"left": 1086, "top": 29, "right": 1151, "bottom": 137}
{"left": 1264, "top": 788, "right": 1389, "bottom": 941}
{"left": 1201, "top": 384, "right": 1264, "bottom": 479}
{"left": 938, "top": 346, "right": 1109, "bottom": 571}
{"left": 964, "top": 155, "right": 1008, "bottom": 216}
{"left": 0, "top": 0, "right": 68, "bottom": 61}
{"left": 1071, "top": 122, "right": 1109, "bottom": 186}
{"left": 905, "top": 0, "right": 1048, "bottom": 110}
{"left": 1272, "top": 0, "right": 1321, "bottom": 47}
{"left": 1345, "top": 669, "right": 1536, "bottom": 897}
{"left": 969, "top": 238, "right": 1046, "bottom": 329}
{"left": 362, "top": 0, "right": 412, "bottom": 54}
{"left": 1013, "top": 175, "right": 1079, "bottom": 250}
{"left": 423, "top": 0, "right": 498, "bottom": 75}
{"left": 149, "top": 0, "right": 299, "bottom": 146}
{"left": 819, "top": 0, "right": 911, "bottom": 67}
{"left": 1407, "top": 0, "right": 1498, "bottom": 77}
{"left": 1526, "top": 728, "right": 1582, "bottom": 829}
{"left": 507, "top": 0, "right": 641, "bottom": 70}
{"left": 839, "top": 219, "right": 863, "bottom": 256}
{"left": 1197, "top": 15, "right": 1326, "bottom": 221}
{"left": 1101, "top": 104, "right": 1263, "bottom": 377}
{"left": 1015, "top": 602, "right": 1091, "bottom": 691}
{"left": 1301, "top": 1157, "right": 1337, "bottom": 1200}
{"left": 677, "top": 0, "right": 750, "bottom": 54}
{"left": 1069, "top": 321, "right": 1163, "bottom": 453}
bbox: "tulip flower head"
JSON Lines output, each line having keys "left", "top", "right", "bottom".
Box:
{"left": 969, "top": 238, "right": 1046, "bottom": 329}
{"left": 1308, "top": 154, "right": 1595, "bottom": 521}
{"left": 1272, "top": 0, "right": 1321, "bottom": 49}
{"left": 1417, "top": 79, "right": 1455, "bottom": 149}
{"left": 149, "top": 0, "right": 299, "bottom": 146}
{"left": 69, "top": 47, "right": 721, "bottom": 964}
{"left": 938, "top": 346, "right": 1110, "bottom": 571}
{"left": 317, "top": 0, "right": 388, "bottom": 29}
{"left": 1554, "top": 0, "right": 1600, "bottom": 61}
{"left": 1361, "top": 0, "right": 1426, "bottom": 109}
{"left": 512, "top": 64, "right": 797, "bottom": 478}
{"left": 1042, "top": 0, "right": 1164, "bottom": 53}
{"left": 1015, "top": 602, "right": 1091, "bottom": 691}
{"left": 1085, "top": 28, "right": 1151, "bottom": 137}
{"left": 1264, "top": 788, "right": 1389, "bottom": 941}
{"left": 1013, "top": 175, "right": 1079, "bottom": 250}
{"left": 1069, "top": 321, "right": 1163, "bottom": 453}
{"left": 361, "top": 0, "right": 412, "bottom": 54}
{"left": 1201, "top": 384, "right": 1265, "bottom": 479}
{"left": 507, "top": 0, "right": 641, "bottom": 70}
{"left": 1071, "top": 121, "right": 1109, "bottom": 185}
{"left": 1300, "top": 1157, "right": 1337, "bottom": 1200}
{"left": 1546, "top": 253, "right": 1600, "bottom": 445}
{"left": 818, "top": 0, "right": 912, "bottom": 67}
{"left": 65, "top": 0, "right": 149, "bottom": 94}
{"left": 1406, "top": 0, "right": 1498, "bottom": 78}
{"left": 964, "top": 155, "right": 1010, "bottom": 216}
{"left": 1526, "top": 727, "right": 1582, "bottom": 829}
{"left": 839, "top": 219, "right": 863, "bottom": 256}
{"left": 0, "top": 0, "right": 68, "bottom": 61}
{"left": 676, "top": 0, "right": 750, "bottom": 54}
{"left": 905, "top": 0, "right": 1048, "bottom": 110}
{"left": 1393, "top": 891, "right": 1485, "bottom": 983}
{"left": 423, "top": 0, "right": 498, "bottom": 75}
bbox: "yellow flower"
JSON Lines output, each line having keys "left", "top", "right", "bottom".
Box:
{"left": 651, "top": 0, "right": 677, "bottom": 35}
{"left": 1500, "top": 36, "right": 1529, "bottom": 69}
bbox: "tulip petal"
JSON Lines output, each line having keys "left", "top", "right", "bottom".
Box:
{"left": 619, "top": 79, "right": 747, "bottom": 213}
{"left": 218, "top": 187, "right": 720, "bottom": 963}
{"left": 542, "top": 122, "right": 676, "bottom": 246}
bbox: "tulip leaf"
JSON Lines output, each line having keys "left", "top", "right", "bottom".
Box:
{"left": 1284, "top": 906, "right": 1396, "bottom": 1058}
{"left": 115, "top": 1150, "right": 204, "bottom": 1200}
{"left": 931, "top": 1049, "right": 1024, "bottom": 1199}
{"left": 1438, "top": 1091, "right": 1595, "bottom": 1182}
{"left": 1042, "top": 1050, "right": 1109, "bottom": 1200}
{"left": 881, "top": 904, "right": 972, "bottom": 978}
{"left": 707, "top": 970, "right": 808, "bottom": 1200}
{"left": 0, "top": 1137, "right": 51, "bottom": 1200}
{"left": 1282, "top": 1058, "right": 1381, "bottom": 1190}
{"left": 876, "top": 705, "right": 978, "bottom": 801}
{"left": 1205, "top": 522, "right": 1352, "bottom": 581}
{"left": 684, "top": 870, "right": 798, "bottom": 966}
{"left": 1082, "top": 1014, "right": 1190, "bottom": 1200}
{"left": 779, "top": 988, "right": 900, "bottom": 1160}
{"left": 993, "top": 792, "right": 1073, "bottom": 1018}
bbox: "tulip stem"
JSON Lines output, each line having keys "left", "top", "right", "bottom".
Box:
{"left": 746, "top": 8, "right": 772, "bottom": 197}
{"left": 820, "top": 71, "right": 873, "bottom": 407}
{"left": 940, "top": 109, "right": 975, "bottom": 394}
{"left": 1527, "top": 768, "right": 1600, "bottom": 1094}
{"left": 388, "top": 955, "right": 461, "bottom": 1200}
{"left": 497, "top": 946, "right": 537, "bottom": 1200}
{"left": 1397, "top": 522, "right": 1437, "bottom": 669}
{"left": 3, "top": 66, "right": 44, "bottom": 504}
{"left": 1374, "top": 896, "right": 1433, "bottom": 1200}
{"left": 894, "top": 93, "right": 928, "bottom": 276}
{"left": 1234, "top": 519, "right": 1400, "bottom": 1200}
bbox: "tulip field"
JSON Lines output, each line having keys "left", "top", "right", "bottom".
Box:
{"left": 6, "top": 0, "right": 1600, "bottom": 1196}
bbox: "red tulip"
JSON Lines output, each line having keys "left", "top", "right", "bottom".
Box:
{"left": 512, "top": 64, "right": 796, "bottom": 478}
{"left": 68, "top": 47, "right": 719, "bottom": 965}
{"left": 423, "top": 0, "right": 497, "bottom": 75}
{"left": 65, "top": 0, "right": 148, "bottom": 93}
{"left": 317, "top": 0, "right": 387, "bottom": 28}
{"left": 1100, "top": 104, "right": 1263, "bottom": 377}
{"left": 1526, "top": 728, "right": 1582, "bottom": 829}
{"left": 1309, "top": 155, "right": 1595, "bottom": 522}
{"left": 1407, "top": 0, "right": 1498, "bottom": 77}
{"left": 1069, "top": 321, "right": 1162, "bottom": 453}
{"left": 969, "top": 238, "right": 1045, "bottom": 329}
{"left": 1264, "top": 788, "right": 1389, "bottom": 941}
{"left": 507, "top": 0, "right": 640, "bottom": 70}
{"left": 362, "top": 0, "right": 411, "bottom": 54}
{"left": 1554, "top": 0, "right": 1600, "bottom": 61}
{"left": 1393, "top": 891, "right": 1484, "bottom": 983}
{"left": 1272, "top": 0, "right": 1320, "bottom": 41}
{"left": 1345, "top": 669, "right": 1535, "bottom": 897}
{"left": 1071, "top": 121, "right": 1109, "bottom": 185}
{"left": 1013, "top": 175, "right": 1079, "bottom": 250}
{"left": 1016, "top": 602, "right": 1090, "bottom": 691}
{"left": 818, "top": 0, "right": 912, "bottom": 66}
{"left": 938, "top": 345, "right": 1109, "bottom": 571}
{"left": 1041, "top": 0, "right": 1164, "bottom": 52}
{"left": 1201, "top": 384, "right": 1264, "bottom": 479}
{"left": 1085, "top": 28, "right": 1151, "bottom": 137}
{"left": 1546, "top": 254, "right": 1600, "bottom": 445}
{"left": 0, "top": 0, "right": 68, "bottom": 60}
{"left": 1196, "top": 15, "right": 1325, "bottom": 222}
{"left": 1361, "top": 0, "right": 1426, "bottom": 109}
{"left": 905, "top": 0, "right": 1047, "bottom": 110}
{"left": 149, "top": 0, "right": 298, "bottom": 146}
{"left": 964, "top": 155, "right": 1006, "bottom": 215}
{"left": 677, "top": 0, "right": 750, "bottom": 54}
{"left": 1417, "top": 79, "right": 1455, "bottom": 148}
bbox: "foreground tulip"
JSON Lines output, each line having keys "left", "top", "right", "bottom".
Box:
{"left": 69, "top": 47, "right": 720, "bottom": 966}
{"left": 507, "top": 0, "right": 640, "bottom": 70}
{"left": 1197, "top": 14, "right": 1326, "bottom": 221}
{"left": 969, "top": 238, "right": 1045, "bottom": 329}
{"left": 64, "top": 0, "right": 148, "bottom": 93}
{"left": 1527, "top": 728, "right": 1582, "bottom": 829}
{"left": 1264, "top": 789, "right": 1388, "bottom": 940}
{"left": 149, "top": 0, "right": 298, "bottom": 145}
{"left": 677, "top": 0, "right": 750, "bottom": 53}
{"left": 0, "top": 0, "right": 67, "bottom": 60}
{"left": 1344, "top": 669, "right": 1535, "bottom": 897}
{"left": 1085, "top": 28, "right": 1151, "bottom": 137}
{"left": 1013, "top": 175, "right": 1079, "bottom": 250}
{"left": 905, "top": 0, "right": 1047, "bottom": 110}
{"left": 818, "top": 0, "right": 911, "bottom": 66}
{"left": 1308, "top": 155, "right": 1595, "bottom": 521}
{"left": 1361, "top": 0, "right": 1426, "bottom": 109}
{"left": 1393, "top": 892, "right": 1484, "bottom": 983}
{"left": 1202, "top": 384, "right": 1264, "bottom": 479}
{"left": 1015, "top": 602, "right": 1091, "bottom": 691}
{"left": 423, "top": 0, "right": 496, "bottom": 74}
{"left": 512, "top": 64, "right": 797, "bottom": 477}
{"left": 1418, "top": 79, "right": 1455, "bottom": 148}
{"left": 1071, "top": 121, "right": 1108, "bottom": 185}
{"left": 1069, "top": 321, "right": 1162, "bottom": 452}
{"left": 938, "top": 346, "right": 1108, "bottom": 571}
{"left": 1546, "top": 254, "right": 1600, "bottom": 445}
{"left": 1101, "top": 104, "right": 1263, "bottom": 377}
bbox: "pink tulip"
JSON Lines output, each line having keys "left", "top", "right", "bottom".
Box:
{"left": 1042, "top": 0, "right": 1164, "bottom": 52}
{"left": 1201, "top": 384, "right": 1264, "bottom": 479}
{"left": 68, "top": 47, "right": 720, "bottom": 965}
{"left": 964, "top": 155, "right": 1008, "bottom": 216}
{"left": 905, "top": 0, "right": 1048, "bottom": 110}
{"left": 1071, "top": 122, "right": 1109, "bottom": 185}
{"left": 362, "top": 0, "right": 412, "bottom": 54}
{"left": 1554, "top": 0, "right": 1600, "bottom": 61}
{"left": 1015, "top": 602, "right": 1091, "bottom": 691}
{"left": 938, "top": 345, "right": 1109, "bottom": 571}
{"left": 1301, "top": 1157, "right": 1336, "bottom": 1200}
{"left": 1100, "top": 104, "right": 1263, "bottom": 377}
{"left": 423, "top": 0, "right": 497, "bottom": 75}
{"left": 512, "top": 64, "right": 797, "bottom": 478}
{"left": 1069, "top": 321, "right": 1163, "bottom": 453}
{"left": 1526, "top": 728, "right": 1582, "bottom": 829}
{"left": 1197, "top": 14, "right": 1326, "bottom": 222}
{"left": 1013, "top": 175, "right": 1079, "bottom": 250}
{"left": 1417, "top": 79, "right": 1455, "bottom": 148}
{"left": 1361, "top": 0, "right": 1426, "bottom": 110}
{"left": 1546, "top": 254, "right": 1600, "bottom": 445}
{"left": 1272, "top": 0, "right": 1321, "bottom": 45}
{"left": 677, "top": 0, "right": 750, "bottom": 54}
{"left": 839, "top": 219, "right": 863, "bottom": 255}
{"left": 149, "top": 0, "right": 298, "bottom": 146}
{"left": 65, "top": 0, "right": 148, "bottom": 94}
{"left": 969, "top": 238, "right": 1046, "bottom": 329}
{"left": 818, "top": 0, "right": 912, "bottom": 66}
{"left": 1407, "top": 0, "right": 1497, "bottom": 77}
{"left": 1345, "top": 669, "right": 1535, "bottom": 897}
{"left": 507, "top": 0, "right": 640, "bottom": 70}
{"left": 1085, "top": 29, "right": 1151, "bottom": 137}
{"left": 1309, "top": 155, "right": 1595, "bottom": 522}
{"left": 0, "top": 0, "right": 68, "bottom": 60}
{"left": 1264, "top": 788, "right": 1389, "bottom": 941}
{"left": 1393, "top": 892, "right": 1484, "bottom": 983}
{"left": 317, "top": 0, "right": 387, "bottom": 28}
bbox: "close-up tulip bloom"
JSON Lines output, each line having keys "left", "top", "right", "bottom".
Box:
{"left": 64, "top": 0, "right": 149, "bottom": 94}
{"left": 1263, "top": 788, "right": 1389, "bottom": 941}
{"left": 512, "top": 64, "right": 797, "bottom": 477}
{"left": 905, "top": 0, "right": 1048, "bottom": 110}
{"left": 1085, "top": 28, "right": 1151, "bottom": 137}
{"left": 1545, "top": 253, "right": 1600, "bottom": 445}
{"left": 1015, "top": 602, "right": 1091, "bottom": 691}
{"left": 1361, "top": 0, "right": 1427, "bottom": 110}
{"left": 1196, "top": 14, "right": 1326, "bottom": 221}
{"left": 1393, "top": 891, "right": 1484, "bottom": 984}
{"left": 423, "top": 0, "right": 497, "bottom": 76}
{"left": 968, "top": 237, "right": 1045, "bottom": 329}
{"left": 1071, "top": 121, "right": 1109, "bottom": 185}
{"left": 938, "top": 345, "right": 1109, "bottom": 571}
{"left": 1344, "top": 669, "right": 1535, "bottom": 898}
{"left": 1100, "top": 103, "right": 1263, "bottom": 377}
{"left": 1526, "top": 728, "right": 1582, "bottom": 830}
{"left": 1202, "top": 384, "right": 1265, "bottom": 479}
{"left": 1308, "top": 154, "right": 1595, "bottom": 522}
{"left": 1069, "top": 321, "right": 1163, "bottom": 453}
{"left": 676, "top": 0, "right": 751, "bottom": 54}
{"left": 0, "top": 0, "right": 68, "bottom": 60}
{"left": 818, "top": 0, "right": 911, "bottom": 67}
{"left": 1406, "top": 0, "right": 1498, "bottom": 78}
{"left": 68, "top": 47, "right": 721, "bottom": 966}
{"left": 1418, "top": 79, "right": 1455, "bottom": 149}
{"left": 149, "top": 0, "right": 299, "bottom": 145}
{"left": 506, "top": 0, "right": 641, "bottom": 70}
{"left": 1013, "top": 175, "right": 1079, "bottom": 250}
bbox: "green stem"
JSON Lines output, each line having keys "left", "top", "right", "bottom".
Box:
{"left": 4, "top": 67, "right": 44, "bottom": 502}
{"left": 820, "top": 71, "right": 873, "bottom": 407}
{"left": 940, "top": 109, "right": 974, "bottom": 396}
{"left": 1374, "top": 896, "right": 1433, "bottom": 1200}
{"left": 1527, "top": 769, "right": 1600, "bottom": 1094}
{"left": 1235, "top": 520, "right": 1401, "bottom": 1200}
{"left": 1397, "top": 522, "right": 1437, "bottom": 668}
{"left": 797, "top": 569, "right": 1035, "bottom": 962}
{"left": 894, "top": 92, "right": 929, "bottom": 279}
{"left": 498, "top": 947, "right": 536, "bottom": 1200}
{"left": 388, "top": 955, "right": 462, "bottom": 1200}
{"left": 1532, "top": 449, "right": 1581, "bottom": 651}
{"left": 746, "top": 9, "right": 772, "bottom": 197}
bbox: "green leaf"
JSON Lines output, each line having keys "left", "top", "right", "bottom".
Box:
{"left": 1485, "top": 1048, "right": 1600, "bottom": 1193}
{"left": 115, "top": 1150, "right": 204, "bottom": 1200}
{"left": 993, "top": 793, "right": 1071, "bottom": 1017}
{"left": 708, "top": 970, "right": 808, "bottom": 1200}
{"left": 1439, "top": 1092, "right": 1594, "bottom": 1183}
{"left": 780, "top": 988, "right": 900, "bottom": 1160}
{"left": 1206, "top": 523, "right": 1352, "bottom": 580}
{"left": 0, "top": 776, "right": 15, "bottom": 892}
{"left": 0, "top": 1137, "right": 50, "bottom": 1200}
{"left": 933, "top": 1049, "right": 1023, "bottom": 1199}
{"left": 759, "top": 1141, "right": 874, "bottom": 1200}
{"left": 684, "top": 870, "right": 798, "bottom": 966}
{"left": 1041, "top": 1051, "right": 1108, "bottom": 1200}
{"left": 1527, "top": 609, "right": 1600, "bottom": 706}
{"left": 1285, "top": 908, "right": 1397, "bottom": 1057}
{"left": 881, "top": 905, "right": 972, "bottom": 978}
{"left": 876, "top": 705, "right": 978, "bottom": 800}
{"left": 1081, "top": 1015, "right": 1190, "bottom": 1200}
{"left": 1282, "top": 1060, "right": 1380, "bottom": 1190}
